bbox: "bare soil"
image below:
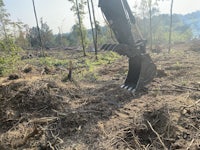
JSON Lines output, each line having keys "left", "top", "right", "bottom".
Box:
{"left": 0, "top": 43, "right": 200, "bottom": 150}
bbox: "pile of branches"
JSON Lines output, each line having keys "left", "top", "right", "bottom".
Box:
{"left": 0, "top": 117, "right": 63, "bottom": 149}
{"left": 103, "top": 104, "right": 200, "bottom": 150}
{"left": 0, "top": 79, "right": 80, "bottom": 149}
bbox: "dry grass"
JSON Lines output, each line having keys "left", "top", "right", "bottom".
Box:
{"left": 0, "top": 43, "right": 200, "bottom": 149}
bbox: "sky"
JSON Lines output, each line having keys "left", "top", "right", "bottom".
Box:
{"left": 3, "top": 0, "right": 200, "bottom": 34}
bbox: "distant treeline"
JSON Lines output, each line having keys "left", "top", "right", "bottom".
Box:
{"left": 23, "top": 11, "right": 199, "bottom": 50}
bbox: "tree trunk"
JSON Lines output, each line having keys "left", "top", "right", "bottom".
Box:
{"left": 87, "top": 0, "right": 97, "bottom": 58}
{"left": 67, "top": 61, "right": 73, "bottom": 81}
{"left": 75, "top": 0, "right": 86, "bottom": 56}
{"left": 149, "top": 0, "right": 153, "bottom": 52}
{"left": 90, "top": 0, "right": 98, "bottom": 59}
{"left": 168, "top": 0, "right": 174, "bottom": 53}
{"left": 32, "top": 0, "right": 44, "bottom": 54}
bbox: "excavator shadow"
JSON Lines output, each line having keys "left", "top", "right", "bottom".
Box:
{"left": 60, "top": 83, "right": 148, "bottom": 146}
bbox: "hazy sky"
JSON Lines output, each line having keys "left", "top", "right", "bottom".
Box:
{"left": 4, "top": 0, "right": 200, "bottom": 34}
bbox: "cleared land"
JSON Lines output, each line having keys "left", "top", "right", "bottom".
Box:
{"left": 0, "top": 42, "right": 200, "bottom": 150}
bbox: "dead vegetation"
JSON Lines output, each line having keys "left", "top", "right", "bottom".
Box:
{"left": 0, "top": 43, "right": 200, "bottom": 149}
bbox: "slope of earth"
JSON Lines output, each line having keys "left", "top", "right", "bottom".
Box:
{"left": 0, "top": 43, "right": 200, "bottom": 150}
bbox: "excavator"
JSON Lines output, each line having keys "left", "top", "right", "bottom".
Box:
{"left": 98, "top": 0, "right": 157, "bottom": 92}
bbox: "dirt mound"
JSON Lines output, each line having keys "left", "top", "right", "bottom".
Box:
{"left": 0, "top": 79, "right": 81, "bottom": 149}
{"left": 122, "top": 106, "right": 175, "bottom": 149}
{"left": 113, "top": 104, "right": 200, "bottom": 150}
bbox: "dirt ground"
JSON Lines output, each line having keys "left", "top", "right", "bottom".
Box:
{"left": 0, "top": 43, "right": 200, "bottom": 150}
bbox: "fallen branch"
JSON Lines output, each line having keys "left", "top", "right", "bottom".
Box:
{"left": 52, "top": 109, "right": 103, "bottom": 116}
{"left": 147, "top": 121, "right": 168, "bottom": 150}
{"left": 172, "top": 84, "right": 200, "bottom": 91}
{"left": 180, "top": 99, "right": 200, "bottom": 112}
{"left": 50, "top": 130, "right": 63, "bottom": 148}
{"left": 187, "top": 99, "right": 200, "bottom": 108}
{"left": 115, "top": 136, "right": 134, "bottom": 150}
{"left": 186, "top": 139, "right": 194, "bottom": 150}
{"left": 28, "top": 117, "right": 58, "bottom": 124}
{"left": 12, "top": 126, "right": 39, "bottom": 149}
{"left": 149, "top": 89, "right": 185, "bottom": 92}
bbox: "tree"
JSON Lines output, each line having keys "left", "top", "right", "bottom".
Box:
{"left": 40, "top": 18, "right": 54, "bottom": 48}
{"left": 147, "top": 0, "right": 153, "bottom": 51}
{"left": 87, "top": 0, "right": 98, "bottom": 58}
{"left": 138, "top": 0, "right": 148, "bottom": 38}
{"left": 67, "top": 23, "right": 88, "bottom": 48}
{"left": 168, "top": 0, "right": 173, "bottom": 53}
{"left": 32, "top": 0, "right": 43, "bottom": 49}
{"left": 0, "top": 0, "right": 11, "bottom": 39}
{"left": 137, "top": 0, "right": 160, "bottom": 49}
{"left": 93, "top": 24, "right": 112, "bottom": 46}
{"left": 15, "top": 30, "right": 29, "bottom": 49}
{"left": 0, "top": 0, "right": 22, "bottom": 52}
{"left": 68, "top": 0, "right": 88, "bottom": 56}
{"left": 55, "top": 31, "right": 69, "bottom": 48}
{"left": 27, "top": 27, "right": 40, "bottom": 48}
{"left": 27, "top": 20, "right": 54, "bottom": 49}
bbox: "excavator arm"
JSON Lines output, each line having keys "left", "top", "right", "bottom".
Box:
{"left": 99, "top": 0, "right": 157, "bottom": 92}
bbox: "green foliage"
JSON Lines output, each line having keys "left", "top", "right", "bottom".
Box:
{"left": 75, "top": 51, "right": 121, "bottom": 81}
{"left": 87, "top": 25, "right": 115, "bottom": 47}
{"left": 38, "top": 57, "right": 69, "bottom": 67}
{"left": 0, "top": 51, "right": 21, "bottom": 76}
{"left": 68, "top": 0, "right": 86, "bottom": 17}
{"left": 26, "top": 18, "right": 55, "bottom": 49}
{"left": 137, "top": 13, "right": 193, "bottom": 45}
{"left": 0, "top": 38, "right": 21, "bottom": 52}
{"left": 67, "top": 24, "right": 81, "bottom": 46}
{"left": 0, "top": 0, "right": 23, "bottom": 75}
{"left": 68, "top": 0, "right": 88, "bottom": 55}
{"left": 40, "top": 18, "right": 55, "bottom": 48}
{"left": 0, "top": 0, "right": 11, "bottom": 39}
{"left": 0, "top": 1, "right": 24, "bottom": 40}
{"left": 21, "top": 55, "right": 68, "bottom": 69}
{"left": 15, "top": 30, "right": 29, "bottom": 49}
{"left": 82, "top": 52, "right": 120, "bottom": 70}
{"left": 55, "top": 33, "right": 69, "bottom": 48}
{"left": 21, "top": 51, "right": 120, "bottom": 82}
{"left": 67, "top": 23, "right": 89, "bottom": 48}
{"left": 0, "top": 38, "right": 22, "bottom": 76}
{"left": 26, "top": 27, "right": 40, "bottom": 48}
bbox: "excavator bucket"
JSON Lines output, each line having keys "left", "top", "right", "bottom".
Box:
{"left": 121, "top": 54, "right": 157, "bottom": 92}
{"left": 101, "top": 44, "right": 157, "bottom": 92}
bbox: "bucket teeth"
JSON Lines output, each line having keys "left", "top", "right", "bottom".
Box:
{"left": 105, "top": 44, "right": 112, "bottom": 50}
{"left": 100, "top": 44, "right": 107, "bottom": 50}
{"left": 128, "top": 87, "right": 133, "bottom": 91}
{"left": 101, "top": 44, "right": 117, "bottom": 51}
{"left": 120, "top": 84, "right": 126, "bottom": 88}
{"left": 120, "top": 84, "right": 136, "bottom": 93}
{"left": 100, "top": 43, "right": 137, "bottom": 58}
{"left": 124, "top": 86, "right": 129, "bottom": 89}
